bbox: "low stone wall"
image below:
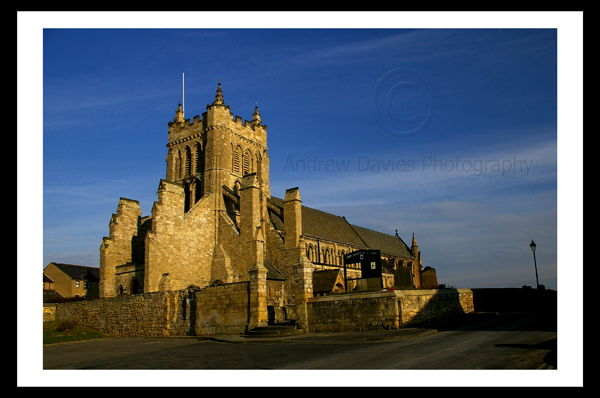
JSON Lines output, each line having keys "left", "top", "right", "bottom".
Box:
{"left": 54, "top": 291, "right": 185, "bottom": 337}
{"left": 43, "top": 303, "right": 56, "bottom": 322}
{"left": 396, "top": 289, "right": 474, "bottom": 327}
{"left": 51, "top": 285, "right": 475, "bottom": 337}
{"left": 306, "top": 288, "right": 474, "bottom": 333}
{"left": 307, "top": 291, "right": 400, "bottom": 333}
{"left": 54, "top": 282, "right": 251, "bottom": 337}
{"left": 193, "top": 282, "right": 250, "bottom": 336}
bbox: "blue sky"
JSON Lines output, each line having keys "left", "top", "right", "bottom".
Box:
{"left": 23, "top": 13, "right": 582, "bottom": 292}
{"left": 18, "top": 11, "right": 583, "bottom": 387}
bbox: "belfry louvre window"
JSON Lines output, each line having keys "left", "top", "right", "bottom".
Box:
{"left": 185, "top": 146, "right": 192, "bottom": 176}
{"left": 233, "top": 147, "right": 241, "bottom": 174}
{"left": 243, "top": 150, "right": 250, "bottom": 175}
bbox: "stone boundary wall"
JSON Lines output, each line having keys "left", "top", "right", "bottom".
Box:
{"left": 396, "top": 289, "right": 474, "bottom": 327}
{"left": 43, "top": 303, "right": 56, "bottom": 322}
{"left": 307, "top": 289, "right": 474, "bottom": 333}
{"left": 54, "top": 291, "right": 186, "bottom": 337}
{"left": 307, "top": 291, "right": 400, "bottom": 333}
{"left": 194, "top": 282, "right": 250, "bottom": 336}
{"left": 53, "top": 282, "right": 251, "bottom": 337}
{"left": 51, "top": 286, "right": 475, "bottom": 337}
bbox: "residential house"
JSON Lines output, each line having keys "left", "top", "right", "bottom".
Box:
{"left": 43, "top": 262, "right": 100, "bottom": 299}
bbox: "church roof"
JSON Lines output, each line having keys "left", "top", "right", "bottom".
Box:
{"left": 269, "top": 197, "right": 366, "bottom": 247}
{"left": 301, "top": 206, "right": 368, "bottom": 247}
{"left": 264, "top": 260, "right": 286, "bottom": 281}
{"left": 267, "top": 197, "right": 414, "bottom": 259}
{"left": 350, "top": 225, "right": 415, "bottom": 260}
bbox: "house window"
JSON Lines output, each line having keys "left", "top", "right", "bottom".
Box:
{"left": 75, "top": 281, "right": 80, "bottom": 288}
{"left": 84, "top": 281, "right": 90, "bottom": 289}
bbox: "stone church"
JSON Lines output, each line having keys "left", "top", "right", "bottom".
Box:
{"left": 99, "top": 83, "right": 437, "bottom": 311}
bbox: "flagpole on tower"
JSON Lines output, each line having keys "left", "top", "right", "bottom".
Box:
{"left": 182, "top": 73, "right": 185, "bottom": 118}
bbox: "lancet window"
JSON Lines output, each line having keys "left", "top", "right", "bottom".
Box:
{"left": 233, "top": 146, "right": 241, "bottom": 174}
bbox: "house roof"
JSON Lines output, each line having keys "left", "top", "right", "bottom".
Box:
{"left": 46, "top": 262, "right": 100, "bottom": 282}
{"left": 43, "top": 289, "right": 64, "bottom": 302}
{"left": 268, "top": 197, "right": 414, "bottom": 259}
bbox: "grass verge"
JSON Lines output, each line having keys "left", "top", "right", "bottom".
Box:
{"left": 43, "top": 320, "right": 110, "bottom": 345}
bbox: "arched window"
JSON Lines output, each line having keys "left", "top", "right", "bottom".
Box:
{"left": 243, "top": 149, "right": 251, "bottom": 176}
{"left": 306, "top": 244, "right": 315, "bottom": 262}
{"left": 184, "top": 146, "right": 192, "bottom": 176}
{"left": 233, "top": 146, "right": 241, "bottom": 174}
{"left": 175, "top": 149, "right": 182, "bottom": 180}
{"left": 128, "top": 277, "right": 139, "bottom": 294}
{"left": 255, "top": 151, "right": 262, "bottom": 180}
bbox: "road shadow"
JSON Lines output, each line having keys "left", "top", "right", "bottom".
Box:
{"left": 417, "top": 311, "right": 556, "bottom": 333}
{"left": 496, "top": 338, "right": 557, "bottom": 368}
{"left": 410, "top": 288, "right": 558, "bottom": 370}
{"left": 402, "top": 287, "right": 556, "bottom": 333}
{"left": 471, "top": 288, "right": 557, "bottom": 314}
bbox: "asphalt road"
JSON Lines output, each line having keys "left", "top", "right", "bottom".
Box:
{"left": 43, "top": 311, "right": 557, "bottom": 374}
{"left": 43, "top": 313, "right": 557, "bottom": 370}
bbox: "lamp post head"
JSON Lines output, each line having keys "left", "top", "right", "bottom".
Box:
{"left": 530, "top": 240, "right": 536, "bottom": 253}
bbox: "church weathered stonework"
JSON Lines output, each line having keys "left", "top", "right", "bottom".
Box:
{"left": 99, "top": 83, "right": 438, "bottom": 316}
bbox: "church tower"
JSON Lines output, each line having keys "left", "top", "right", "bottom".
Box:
{"left": 165, "top": 83, "right": 270, "bottom": 211}
{"left": 136, "top": 82, "right": 272, "bottom": 290}
{"left": 100, "top": 83, "right": 275, "bottom": 297}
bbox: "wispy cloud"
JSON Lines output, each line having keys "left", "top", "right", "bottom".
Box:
{"left": 89, "top": 177, "right": 132, "bottom": 185}
{"left": 273, "top": 131, "right": 556, "bottom": 210}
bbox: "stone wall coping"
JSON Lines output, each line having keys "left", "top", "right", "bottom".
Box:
{"left": 307, "top": 290, "right": 397, "bottom": 303}
{"left": 306, "top": 288, "right": 473, "bottom": 304}
{"left": 394, "top": 288, "right": 473, "bottom": 297}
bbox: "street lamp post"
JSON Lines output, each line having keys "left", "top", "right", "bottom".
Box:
{"left": 530, "top": 240, "right": 539, "bottom": 289}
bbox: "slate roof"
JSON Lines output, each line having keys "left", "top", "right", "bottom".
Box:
{"left": 267, "top": 197, "right": 415, "bottom": 259}
{"left": 312, "top": 269, "right": 343, "bottom": 294}
{"left": 350, "top": 225, "right": 415, "bottom": 260}
{"left": 301, "top": 206, "right": 368, "bottom": 247}
{"left": 43, "top": 289, "right": 64, "bottom": 303}
{"left": 269, "top": 197, "right": 366, "bottom": 247}
{"left": 46, "top": 262, "right": 100, "bottom": 282}
{"left": 264, "top": 260, "right": 286, "bottom": 281}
